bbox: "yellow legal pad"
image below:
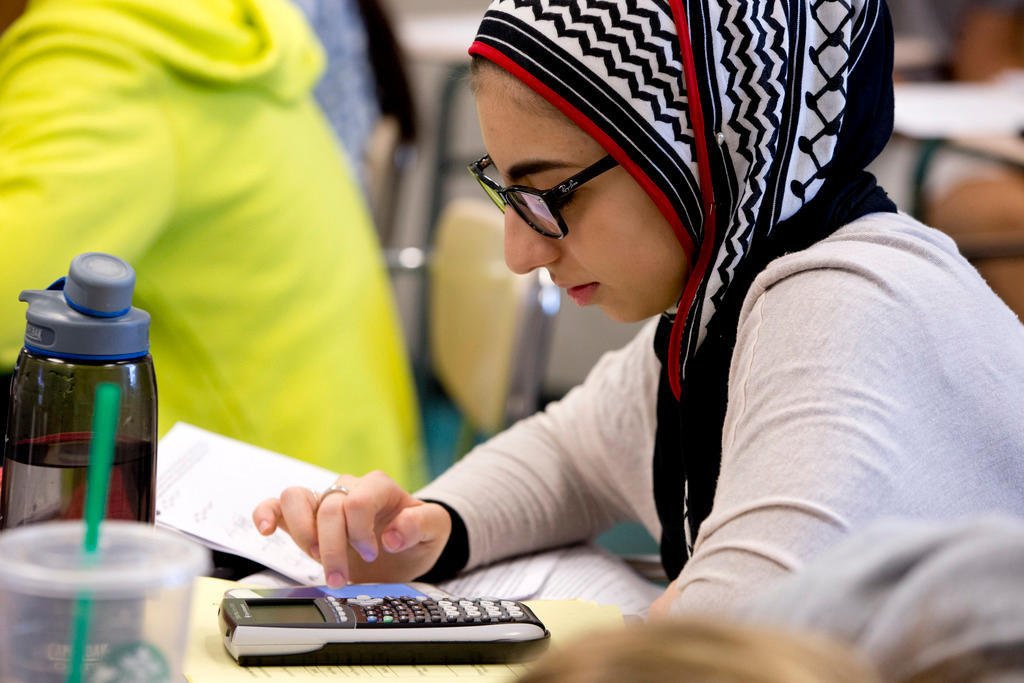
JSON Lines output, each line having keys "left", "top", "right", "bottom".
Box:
{"left": 184, "top": 577, "right": 625, "bottom": 682}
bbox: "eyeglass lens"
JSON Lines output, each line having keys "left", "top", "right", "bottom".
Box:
{"left": 507, "top": 192, "right": 561, "bottom": 237}
{"left": 471, "top": 159, "right": 563, "bottom": 238}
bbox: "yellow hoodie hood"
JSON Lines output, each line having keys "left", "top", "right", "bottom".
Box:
{"left": 2, "top": 0, "right": 324, "bottom": 102}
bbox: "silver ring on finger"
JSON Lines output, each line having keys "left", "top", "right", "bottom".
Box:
{"left": 315, "top": 484, "right": 350, "bottom": 512}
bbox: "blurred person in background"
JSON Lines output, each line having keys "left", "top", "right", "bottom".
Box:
{"left": 890, "top": 0, "right": 1024, "bottom": 81}
{"left": 516, "top": 618, "right": 879, "bottom": 683}
{"left": 0, "top": 0, "right": 424, "bottom": 488}
{"left": 889, "top": 0, "right": 1024, "bottom": 318}
{"left": 293, "top": 0, "right": 417, "bottom": 192}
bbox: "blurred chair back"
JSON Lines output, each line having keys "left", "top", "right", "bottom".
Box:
{"left": 363, "top": 114, "right": 413, "bottom": 248}
{"left": 428, "top": 198, "right": 559, "bottom": 438}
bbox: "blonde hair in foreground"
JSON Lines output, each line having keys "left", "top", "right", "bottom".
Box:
{"left": 516, "top": 619, "right": 879, "bottom": 683}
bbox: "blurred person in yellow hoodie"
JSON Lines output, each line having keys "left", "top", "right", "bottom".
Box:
{"left": 0, "top": 0, "right": 424, "bottom": 488}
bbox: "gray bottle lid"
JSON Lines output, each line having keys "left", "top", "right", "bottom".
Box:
{"left": 19, "top": 253, "right": 150, "bottom": 360}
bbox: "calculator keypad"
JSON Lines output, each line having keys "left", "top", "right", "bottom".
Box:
{"left": 330, "top": 596, "right": 537, "bottom": 627}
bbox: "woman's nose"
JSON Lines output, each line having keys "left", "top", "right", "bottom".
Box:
{"left": 504, "top": 209, "right": 559, "bottom": 274}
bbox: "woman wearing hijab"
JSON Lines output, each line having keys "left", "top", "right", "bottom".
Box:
{"left": 254, "top": 0, "right": 1024, "bottom": 614}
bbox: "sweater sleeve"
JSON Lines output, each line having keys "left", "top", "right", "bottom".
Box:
{"left": 0, "top": 41, "right": 175, "bottom": 369}
{"left": 416, "top": 318, "right": 664, "bottom": 571}
{"left": 668, "top": 220, "right": 1024, "bottom": 613}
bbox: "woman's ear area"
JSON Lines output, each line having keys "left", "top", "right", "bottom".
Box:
{"left": 468, "top": 54, "right": 493, "bottom": 93}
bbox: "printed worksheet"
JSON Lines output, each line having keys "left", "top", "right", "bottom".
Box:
{"left": 157, "top": 423, "right": 336, "bottom": 584}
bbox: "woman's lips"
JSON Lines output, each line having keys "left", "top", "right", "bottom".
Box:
{"left": 567, "top": 282, "right": 599, "bottom": 306}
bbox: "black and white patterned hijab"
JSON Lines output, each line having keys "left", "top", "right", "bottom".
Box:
{"left": 471, "top": 0, "right": 896, "bottom": 578}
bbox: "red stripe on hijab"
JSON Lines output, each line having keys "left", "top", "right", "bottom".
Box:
{"left": 666, "top": 0, "right": 717, "bottom": 399}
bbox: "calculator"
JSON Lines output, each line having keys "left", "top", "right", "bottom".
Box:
{"left": 219, "top": 583, "right": 550, "bottom": 666}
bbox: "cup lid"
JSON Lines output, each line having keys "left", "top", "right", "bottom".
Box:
{"left": 0, "top": 521, "right": 210, "bottom": 598}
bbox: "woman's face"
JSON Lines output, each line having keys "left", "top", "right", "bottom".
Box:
{"left": 474, "top": 69, "right": 689, "bottom": 323}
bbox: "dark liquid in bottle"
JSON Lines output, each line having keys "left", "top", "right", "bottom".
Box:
{"left": 0, "top": 433, "right": 154, "bottom": 528}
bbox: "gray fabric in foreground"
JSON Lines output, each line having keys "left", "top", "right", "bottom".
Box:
{"left": 745, "top": 515, "right": 1024, "bottom": 681}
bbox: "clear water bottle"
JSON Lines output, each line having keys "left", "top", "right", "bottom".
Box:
{"left": 0, "top": 253, "right": 157, "bottom": 529}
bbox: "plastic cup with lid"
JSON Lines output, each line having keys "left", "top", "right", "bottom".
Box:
{"left": 0, "top": 520, "right": 210, "bottom": 683}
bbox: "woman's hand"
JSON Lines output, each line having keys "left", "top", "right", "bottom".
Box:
{"left": 252, "top": 470, "right": 452, "bottom": 588}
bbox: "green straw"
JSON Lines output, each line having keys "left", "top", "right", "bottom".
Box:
{"left": 67, "top": 383, "right": 122, "bottom": 683}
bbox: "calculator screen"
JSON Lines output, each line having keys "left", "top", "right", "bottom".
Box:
{"left": 248, "top": 601, "right": 325, "bottom": 624}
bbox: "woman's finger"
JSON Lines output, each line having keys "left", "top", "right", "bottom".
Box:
{"left": 343, "top": 471, "right": 409, "bottom": 563}
{"left": 252, "top": 497, "right": 282, "bottom": 535}
{"left": 381, "top": 501, "right": 451, "bottom": 554}
{"left": 278, "top": 486, "right": 319, "bottom": 559}
{"left": 314, "top": 475, "right": 361, "bottom": 587}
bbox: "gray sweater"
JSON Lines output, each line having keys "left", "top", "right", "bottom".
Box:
{"left": 417, "top": 211, "right": 1024, "bottom": 612}
{"left": 744, "top": 515, "right": 1024, "bottom": 681}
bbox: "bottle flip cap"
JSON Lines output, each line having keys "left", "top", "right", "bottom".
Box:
{"left": 19, "top": 253, "right": 150, "bottom": 360}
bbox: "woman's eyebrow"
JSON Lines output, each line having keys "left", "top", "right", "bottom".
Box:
{"left": 504, "top": 158, "right": 575, "bottom": 184}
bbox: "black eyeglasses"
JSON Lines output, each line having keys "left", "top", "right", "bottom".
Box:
{"left": 467, "top": 153, "right": 618, "bottom": 239}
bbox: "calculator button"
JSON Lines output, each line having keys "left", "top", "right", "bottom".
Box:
{"left": 366, "top": 616, "right": 378, "bottom": 623}
{"left": 382, "top": 615, "right": 394, "bottom": 623}
{"left": 348, "top": 597, "right": 385, "bottom": 607}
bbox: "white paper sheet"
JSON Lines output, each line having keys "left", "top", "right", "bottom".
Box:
{"left": 156, "top": 423, "right": 336, "bottom": 584}
{"left": 437, "top": 549, "right": 562, "bottom": 600}
{"left": 440, "top": 545, "right": 663, "bottom": 616}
